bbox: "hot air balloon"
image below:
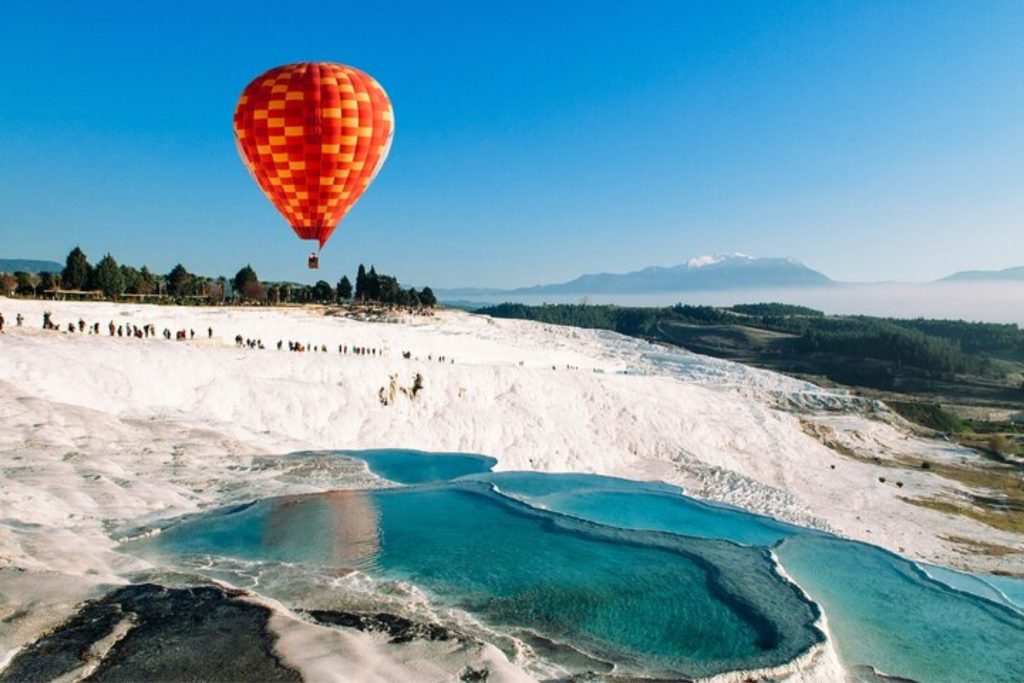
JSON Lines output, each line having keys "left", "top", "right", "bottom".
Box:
{"left": 233, "top": 62, "right": 394, "bottom": 269}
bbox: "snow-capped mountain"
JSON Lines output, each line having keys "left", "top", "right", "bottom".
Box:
{"left": 441, "top": 254, "right": 833, "bottom": 297}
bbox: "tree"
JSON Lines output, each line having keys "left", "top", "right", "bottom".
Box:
{"left": 376, "top": 274, "right": 401, "bottom": 304}
{"left": 202, "top": 277, "right": 221, "bottom": 298}
{"left": 39, "top": 272, "right": 58, "bottom": 292}
{"left": 121, "top": 265, "right": 141, "bottom": 294}
{"left": 207, "top": 279, "right": 225, "bottom": 301}
{"left": 355, "top": 264, "right": 368, "bottom": 300}
{"left": 62, "top": 246, "right": 92, "bottom": 290}
{"left": 312, "top": 280, "right": 334, "bottom": 302}
{"left": 242, "top": 280, "right": 267, "bottom": 301}
{"left": 14, "top": 271, "right": 39, "bottom": 296}
{"left": 136, "top": 266, "right": 157, "bottom": 295}
{"left": 404, "top": 287, "right": 421, "bottom": 306}
{"left": 233, "top": 264, "right": 259, "bottom": 297}
{"left": 94, "top": 254, "right": 126, "bottom": 298}
{"left": 337, "top": 275, "right": 353, "bottom": 301}
{"left": 167, "top": 264, "right": 192, "bottom": 297}
{"left": 420, "top": 286, "right": 437, "bottom": 307}
{"left": 0, "top": 273, "right": 15, "bottom": 296}
{"left": 367, "top": 266, "right": 380, "bottom": 300}
{"left": 192, "top": 277, "right": 210, "bottom": 298}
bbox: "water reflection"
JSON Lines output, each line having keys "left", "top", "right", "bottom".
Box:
{"left": 262, "top": 491, "right": 381, "bottom": 567}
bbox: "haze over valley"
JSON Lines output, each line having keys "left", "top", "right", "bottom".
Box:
{"left": 438, "top": 254, "right": 1024, "bottom": 324}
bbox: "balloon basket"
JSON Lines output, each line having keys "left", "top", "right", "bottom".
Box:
{"left": 308, "top": 254, "right": 320, "bottom": 269}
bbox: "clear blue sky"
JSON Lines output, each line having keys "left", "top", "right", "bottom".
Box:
{"left": 2, "top": 0, "right": 1022, "bottom": 287}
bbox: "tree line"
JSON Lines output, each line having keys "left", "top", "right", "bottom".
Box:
{"left": 0, "top": 246, "right": 436, "bottom": 308}
{"left": 476, "top": 302, "right": 1024, "bottom": 377}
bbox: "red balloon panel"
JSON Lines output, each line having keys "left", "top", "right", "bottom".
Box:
{"left": 234, "top": 62, "right": 393, "bottom": 248}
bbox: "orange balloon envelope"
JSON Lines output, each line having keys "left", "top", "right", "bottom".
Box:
{"left": 233, "top": 62, "right": 394, "bottom": 251}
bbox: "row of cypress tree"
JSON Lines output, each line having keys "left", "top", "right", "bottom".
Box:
{"left": 30, "top": 246, "right": 436, "bottom": 307}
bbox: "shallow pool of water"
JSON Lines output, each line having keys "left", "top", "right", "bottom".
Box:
{"left": 776, "top": 535, "right": 1024, "bottom": 682}
{"left": 128, "top": 482, "right": 822, "bottom": 678}
{"left": 125, "top": 449, "right": 1024, "bottom": 682}
{"left": 344, "top": 449, "right": 496, "bottom": 484}
{"left": 462, "top": 470, "right": 1024, "bottom": 682}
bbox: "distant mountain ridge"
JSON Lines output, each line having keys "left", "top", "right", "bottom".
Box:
{"left": 0, "top": 258, "right": 62, "bottom": 273}
{"left": 440, "top": 254, "right": 834, "bottom": 298}
{"left": 937, "top": 266, "right": 1024, "bottom": 283}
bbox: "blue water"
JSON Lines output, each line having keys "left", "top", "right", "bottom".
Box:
{"left": 476, "top": 471, "right": 795, "bottom": 547}
{"left": 921, "top": 564, "right": 1024, "bottom": 613}
{"left": 129, "top": 483, "right": 823, "bottom": 678}
{"left": 466, "top": 471, "right": 1024, "bottom": 682}
{"left": 344, "top": 449, "right": 496, "bottom": 484}
{"left": 989, "top": 574, "right": 1024, "bottom": 611}
{"left": 776, "top": 536, "right": 1024, "bottom": 682}
{"left": 125, "top": 450, "right": 1024, "bottom": 682}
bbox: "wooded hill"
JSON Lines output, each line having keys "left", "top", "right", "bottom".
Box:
{"left": 477, "top": 302, "right": 1024, "bottom": 406}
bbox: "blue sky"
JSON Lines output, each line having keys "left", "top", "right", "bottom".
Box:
{"left": 1, "top": 0, "right": 1022, "bottom": 287}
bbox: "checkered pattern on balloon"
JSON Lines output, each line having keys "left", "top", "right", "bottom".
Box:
{"left": 234, "top": 62, "right": 393, "bottom": 266}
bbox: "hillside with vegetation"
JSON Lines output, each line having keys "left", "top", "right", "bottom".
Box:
{"left": 476, "top": 302, "right": 1024, "bottom": 423}
{"left": 0, "top": 258, "right": 63, "bottom": 273}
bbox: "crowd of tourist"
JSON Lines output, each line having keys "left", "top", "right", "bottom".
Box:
{"left": 1, "top": 309, "right": 454, "bottom": 364}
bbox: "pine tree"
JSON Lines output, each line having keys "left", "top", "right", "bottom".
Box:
{"left": 420, "top": 286, "right": 437, "bottom": 307}
{"left": 355, "top": 264, "right": 367, "bottom": 300}
{"left": 94, "top": 254, "right": 126, "bottom": 298}
{"left": 376, "top": 274, "right": 400, "bottom": 303}
{"left": 120, "top": 265, "right": 141, "bottom": 294}
{"left": 233, "top": 264, "right": 259, "bottom": 298}
{"left": 136, "top": 266, "right": 157, "bottom": 295}
{"left": 337, "top": 275, "right": 353, "bottom": 301}
{"left": 367, "top": 266, "right": 380, "bottom": 301}
{"left": 167, "top": 264, "right": 192, "bottom": 297}
{"left": 61, "top": 246, "right": 92, "bottom": 290}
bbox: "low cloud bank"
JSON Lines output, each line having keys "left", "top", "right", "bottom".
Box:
{"left": 459, "top": 282, "right": 1024, "bottom": 325}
